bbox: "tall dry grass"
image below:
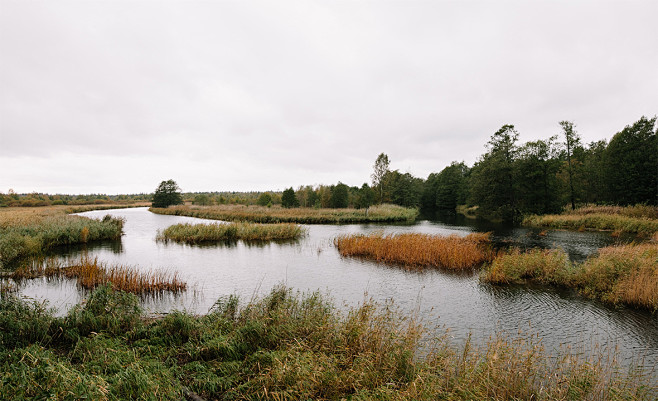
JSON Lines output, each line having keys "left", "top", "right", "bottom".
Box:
{"left": 335, "top": 232, "right": 494, "bottom": 270}
{"left": 483, "top": 243, "right": 658, "bottom": 311}
{"left": 523, "top": 205, "right": 658, "bottom": 235}
{"left": 150, "top": 203, "right": 419, "bottom": 224}
{"left": 9, "top": 257, "right": 186, "bottom": 295}
{"left": 157, "top": 222, "right": 305, "bottom": 244}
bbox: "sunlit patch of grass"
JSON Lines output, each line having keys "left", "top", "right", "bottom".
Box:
{"left": 482, "top": 248, "right": 575, "bottom": 285}
{"left": 335, "top": 232, "right": 494, "bottom": 270}
{"left": 150, "top": 203, "right": 419, "bottom": 224}
{"left": 9, "top": 257, "right": 186, "bottom": 295}
{"left": 157, "top": 222, "right": 306, "bottom": 244}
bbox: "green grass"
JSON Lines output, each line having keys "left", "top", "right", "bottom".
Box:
{"left": 523, "top": 204, "right": 658, "bottom": 235}
{"left": 482, "top": 243, "right": 658, "bottom": 311}
{"left": 157, "top": 222, "right": 306, "bottom": 244}
{"left": 150, "top": 203, "right": 419, "bottom": 224}
{"left": 0, "top": 210, "right": 124, "bottom": 268}
{"left": 0, "top": 285, "right": 654, "bottom": 400}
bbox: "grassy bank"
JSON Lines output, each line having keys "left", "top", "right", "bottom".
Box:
{"left": 0, "top": 285, "right": 653, "bottom": 400}
{"left": 335, "top": 232, "right": 494, "bottom": 270}
{"left": 7, "top": 257, "right": 186, "bottom": 295}
{"left": 158, "top": 222, "right": 305, "bottom": 244}
{"left": 482, "top": 242, "right": 658, "bottom": 311}
{"left": 150, "top": 203, "right": 419, "bottom": 224}
{"left": 523, "top": 204, "right": 658, "bottom": 235}
{"left": 0, "top": 207, "right": 125, "bottom": 268}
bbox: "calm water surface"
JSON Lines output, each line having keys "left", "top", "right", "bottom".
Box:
{"left": 17, "top": 207, "right": 658, "bottom": 370}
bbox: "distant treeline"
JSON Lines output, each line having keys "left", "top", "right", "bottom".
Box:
{"left": 4, "top": 116, "right": 655, "bottom": 221}
{"left": 0, "top": 193, "right": 151, "bottom": 208}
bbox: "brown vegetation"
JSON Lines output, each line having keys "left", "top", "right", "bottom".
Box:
{"left": 335, "top": 232, "right": 494, "bottom": 270}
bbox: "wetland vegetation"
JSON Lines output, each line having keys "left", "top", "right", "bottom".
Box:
{"left": 157, "top": 222, "right": 306, "bottom": 244}
{"left": 482, "top": 242, "right": 658, "bottom": 311}
{"left": 150, "top": 203, "right": 419, "bottom": 224}
{"left": 335, "top": 232, "right": 494, "bottom": 270}
{"left": 1, "top": 285, "right": 654, "bottom": 400}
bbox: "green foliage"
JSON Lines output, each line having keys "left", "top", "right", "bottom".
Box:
{"left": 151, "top": 179, "right": 183, "bottom": 208}
{"left": 330, "top": 182, "right": 349, "bottom": 208}
{"left": 516, "top": 138, "right": 562, "bottom": 214}
{"left": 0, "top": 295, "right": 55, "bottom": 348}
{"left": 435, "top": 162, "right": 469, "bottom": 211}
{"left": 604, "top": 116, "right": 657, "bottom": 205}
{"left": 371, "top": 153, "right": 391, "bottom": 203}
{"left": 64, "top": 285, "right": 143, "bottom": 340}
{"left": 356, "top": 183, "right": 375, "bottom": 211}
{"left": 192, "top": 193, "right": 212, "bottom": 206}
{"left": 257, "top": 192, "right": 272, "bottom": 206}
{"left": 281, "top": 187, "right": 299, "bottom": 208}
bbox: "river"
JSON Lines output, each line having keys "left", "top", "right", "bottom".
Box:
{"left": 16, "top": 207, "right": 658, "bottom": 371}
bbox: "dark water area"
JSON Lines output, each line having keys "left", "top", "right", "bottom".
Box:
{"left": 15, "top": 207, "right": 658, "bottom": 371}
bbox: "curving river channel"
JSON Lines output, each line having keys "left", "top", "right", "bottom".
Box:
{"left": 17, "top": 207, "right": 658, "bottom": 371}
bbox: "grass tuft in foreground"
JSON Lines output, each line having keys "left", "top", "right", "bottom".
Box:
{"left": 483, "top": 242, "right": 658, "bottom": 311}
{"left": 157, "top": 222, "right": 306, "bottom": 244}
{"left": 150, "top": 203, "right": 419, "bottom": 224}
{"left": 335, "top": 232, "right": 494, "bottom": 270}
{"left": 9, "top": 257, "right": 186, "bottom": 295}
{"left": 0, "top": 285, "right": 654, "bottom": 400}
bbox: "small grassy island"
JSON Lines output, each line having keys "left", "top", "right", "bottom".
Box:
{"left": 158, "top": 222, "right": 306, "bottom": 244}
{"left": 149, "top": 203, "right": 419, "bottom": 224}
{"left": 335, "top": 232, "right": 494, "bottom": 270}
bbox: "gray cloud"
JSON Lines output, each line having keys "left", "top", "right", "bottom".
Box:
{"left": 1, "top": 1, "right": 657, "bottom": 194}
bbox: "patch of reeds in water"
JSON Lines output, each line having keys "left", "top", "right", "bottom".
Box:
{"left": 523, "top": 204, "right": 658, "bottom": 235}
{"left": 482, "top": 242, "right": 658, "bottom": 311}
{"left": 157, "top": 222, "right": 306, "bottom": 244}
{"left": 335, "top": 232, "right": 494, "bottom": 270}
{"left": 0, "top": 208, "right": 124, "bottom": 267}
{"left": 9, "top": 257, "right": 186, "bottom": 295}
{"left": 149, "top": 203, "right": 419, "bottom": 224}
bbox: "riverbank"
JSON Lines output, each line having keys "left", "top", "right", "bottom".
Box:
{"left": 149, "top": 204, "right": 419, "bottom": 224}
{"left": 1, "top": 285, "right": 653, "bottom": 400}
{"left": 0, "top": 206, "right": 126, "bottom": 268}
{"left": 482, "top": 242, "right": 658, "bottom": 311}
{"left": 522, "top": 205, "right": 658, "bottom": 235}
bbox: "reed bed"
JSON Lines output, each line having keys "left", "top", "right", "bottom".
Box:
{"left": 0, "top": 207, "right": 124, "bottom": 268}
{"left": 0, "top": 285, "right": 654, "bottom": 400}
{"left": 157, "top": 222, "right": 306, "bottom": 244}
{"left": 335, "top": 232, "right": 494, "bottom": 270}
{"left": 150, "top": 203, "right": 419, "bottom": 224}
{"left": 482, "top": 243, "right": 658, "bottom": 311}
{"left": 9, "top": 257, "right": 186, "bottom": 295}
{"left": 523, "top": 205, "right": 658, "bottom": 235}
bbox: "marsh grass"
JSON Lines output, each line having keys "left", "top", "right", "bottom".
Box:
{"left": 482, "top": 243, "right": 658, "bottom": 311}
{"left": 150, "top": 203, "right": 419, "bottom": 224}
{"left": 9, "top": 257, "right": 186, "bottom": 295}
{"left": 0, "top": 207, "right": 124, "bottom": 267}
{"left": 157, "top": 222, "right": 306, "bottom": 244}
{"left": 335, "top": 232, "right": 494, "bottom": 270}
{"left": 0, "top": 285, "right": 654, "bottom": 400}
{"left": 523, "top": 205, "right": 658, "bottom": 235}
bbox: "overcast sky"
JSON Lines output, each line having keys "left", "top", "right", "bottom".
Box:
{"left": 1, "top": 1, "right": 656, "bottom": 194}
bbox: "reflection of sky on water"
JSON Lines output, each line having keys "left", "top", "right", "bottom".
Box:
{"left": 16, "top": 207, "right": 658, "bottom": 371}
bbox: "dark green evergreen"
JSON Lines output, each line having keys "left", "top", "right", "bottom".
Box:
{"left": 435, "top": 162, "right": 469, "bottom": 211}
{"left": 281, "top": 187, "right": 299, "bottom": 208}
{"left": 330, "top": 182, "right": 349, "bottom": 208}
{"left": 151, "top": 179, "right": 183, "bottom": 208}
{"left": 604, "top": 116, "right": 658, "bottom": 205}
